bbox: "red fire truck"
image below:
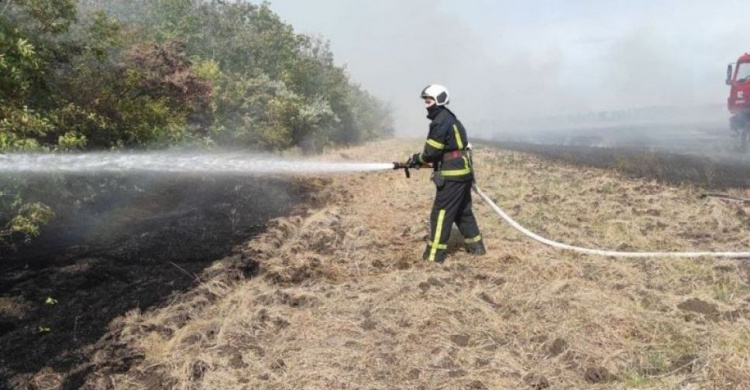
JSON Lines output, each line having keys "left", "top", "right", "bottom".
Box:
{"left": 726, "top": 53, "right": 750, "bottom": 150}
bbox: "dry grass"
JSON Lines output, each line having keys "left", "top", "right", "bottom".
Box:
{"left": 74, "top": 140, "right": 748, "bottom": 389}
{"left": 0, "top": 297, "right": 30, "bottom": 319}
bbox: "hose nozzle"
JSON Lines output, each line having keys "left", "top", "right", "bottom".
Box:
{"left": 393, "top": 162, "right": 410, "bottom": 178}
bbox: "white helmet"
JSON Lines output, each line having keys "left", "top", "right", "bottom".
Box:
{"left": 420, "top": 84, "right": 450, "bottom": 106}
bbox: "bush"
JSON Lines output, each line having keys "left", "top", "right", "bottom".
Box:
{"left": 0, "top": 0, "right": 393, "bottom": 251}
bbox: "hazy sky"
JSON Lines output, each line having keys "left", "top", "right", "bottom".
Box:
{"left": 268, "top": 0, "right": 750, "bottom": 134}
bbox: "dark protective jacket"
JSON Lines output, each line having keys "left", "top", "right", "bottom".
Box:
{"left": 416, "top": 106, "right": 472, "bottom": 181}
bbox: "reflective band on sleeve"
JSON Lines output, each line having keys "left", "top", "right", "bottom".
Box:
{"left": 426, "top": 139, "right": 445, "bottom": 150}
{"left": 464, "top": 235, "right": 482, "bottom": 243}
{"left": 429, "top": 209, "right": 447, "bottom": 261}
{"left": 418, "top": 153, "right": 425, "bottom": 163}
{"left": 453, "top": 124, "right": 464, "bottom": 150}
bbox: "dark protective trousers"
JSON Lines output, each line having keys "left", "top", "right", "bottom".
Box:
{"left": 422, "top": 180, "right": 482, "bottom": 263}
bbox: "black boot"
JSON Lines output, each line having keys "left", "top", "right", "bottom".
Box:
{"left": 466, "top": 241, "right": 486, "bottom": 256}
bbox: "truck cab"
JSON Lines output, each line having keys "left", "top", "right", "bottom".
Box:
{"left": 727, "top": 53, "right": 750, "bottom": 138}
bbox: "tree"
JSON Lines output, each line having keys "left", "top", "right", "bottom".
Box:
{"left": 1, "top": 0, "right": 394, "bottom": 251}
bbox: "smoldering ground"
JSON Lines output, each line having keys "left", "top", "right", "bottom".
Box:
{"left": 0, "top": 171, "right": 318, "bottom": 386}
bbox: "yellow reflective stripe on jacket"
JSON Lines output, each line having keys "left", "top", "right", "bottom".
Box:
{"left": 426, "top": 139, "right": 445, "bottom": 150}
{"left": 418, "top": 153, "right": 425, "bottom": 163}
{"left": 440, "top": 156, "right": 472, "bottom": 177}
{"left": 429, "top": 209, "right": 446, "bottom": 261}
{"left": 441, "top": 169, "right": 471, "bottom": 177}
{"left": 464, "top": 235, "right": 482, "bottom": 244}
{"left": 453, "top": 124, "right": 464, "bottom": 150}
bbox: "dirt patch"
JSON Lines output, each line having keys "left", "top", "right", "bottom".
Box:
{"left": 548, "top": 338, "right": 568, "bottom": 357}
{"left": 524, "top": 373, "right": 550, "bottom": 389}
{"left": 467, "top": 380, "right": 487, "bottom": 389}
{"left": 677, "top": 298, "right": 720, "bottom": 320}
{"left": 584, "top": 366, "right": 615, "bottom": 383}
{"left": 670, "top": 354, "right": 699, "bottom": 374}
{"left": 450, "top": 334, "right": 471, "bottom": 347}
{"left": 739, "top": 263, "right": 750, "bottom": 285}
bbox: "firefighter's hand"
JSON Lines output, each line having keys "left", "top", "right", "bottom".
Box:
{"left": 406, "top": 154, "right": 420, "bottom": 168}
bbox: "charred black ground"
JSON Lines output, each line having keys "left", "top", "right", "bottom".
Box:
{"left": 485, "top": 141, "right": 750, "bottom": 189}
{"left": 0, "top": 175, "right": 313, "bottom": 388}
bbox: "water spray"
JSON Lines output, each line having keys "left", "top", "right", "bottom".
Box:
{"left": 0, "top": 153, "right": 394, "bottom": 175}
{"left": 3, "top": 151, "right": 746, "bottom": 259}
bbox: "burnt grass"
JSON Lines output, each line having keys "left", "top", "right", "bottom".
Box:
{"left": 483, "top": 140, "right": 750, "bottom": 189}
{"left": 0, "top": 174, "right": 311, "bottom": 388}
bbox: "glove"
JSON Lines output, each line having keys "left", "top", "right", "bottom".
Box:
{"left": 406, "top": 153, "right": 421, "bottom": 168}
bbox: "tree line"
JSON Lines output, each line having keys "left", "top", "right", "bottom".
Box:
{"left": 0, "top": 0, "right": 394, "bottom": 251}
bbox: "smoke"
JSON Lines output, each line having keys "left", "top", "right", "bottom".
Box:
{"left": 268, "top": 0, "right": 750, "bottom": 137}
{"left": 0, "top": 171, "right": 303, "bottom": 262}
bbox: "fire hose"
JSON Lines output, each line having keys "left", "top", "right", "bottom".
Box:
{"left": 472, "top": 185, "right": 750, "bottom": 259}
{"left": 394, "top": 162, "right": 750, "bottom": 259}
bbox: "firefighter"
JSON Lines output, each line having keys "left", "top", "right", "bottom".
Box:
{"left": 406, "top": 84, "right": 486, "bottom": 263}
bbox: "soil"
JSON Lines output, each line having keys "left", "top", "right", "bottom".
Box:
{"left": 548, "top": 338, "right": 568, "bottom": 357}
{"left": 524, "top": 373, "right": 550, "bottom": 389}
{"left": 0, "top": 175, "right": 312, "bottom": 388}
{"left": 584, "top": 366, "right": 615, "bottom": 383}
{"left": 677, "top": 298, "right": 720, "bottom": 319}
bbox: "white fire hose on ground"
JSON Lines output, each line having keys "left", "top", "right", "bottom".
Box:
{"left": 472, "top": 185, "right": 750, "bottom": 259}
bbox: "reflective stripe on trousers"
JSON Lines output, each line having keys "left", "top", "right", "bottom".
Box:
{"left": 429, "top": 209, "right": 447, "bottom": 261}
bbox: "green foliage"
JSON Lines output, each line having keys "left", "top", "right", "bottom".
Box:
{"left": 84, "top": 11, "right": 125, "bottom": 59}
{"left": 5, "top": 0, "right": 77, "bottom": 34}
{"left": 0, "top": 106, "right": 52, "bottom": 151}
{"left": 0, "top": 0, "right": 393, "bottom": 251}
{"left": 211, "top": 73, "right": 295, "bottom": 150}
{"left": 1, "top": 201, "right": 55, "bottom": 246}
{"left": 73, "top": 0, "right": 393, "bottom": 150}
